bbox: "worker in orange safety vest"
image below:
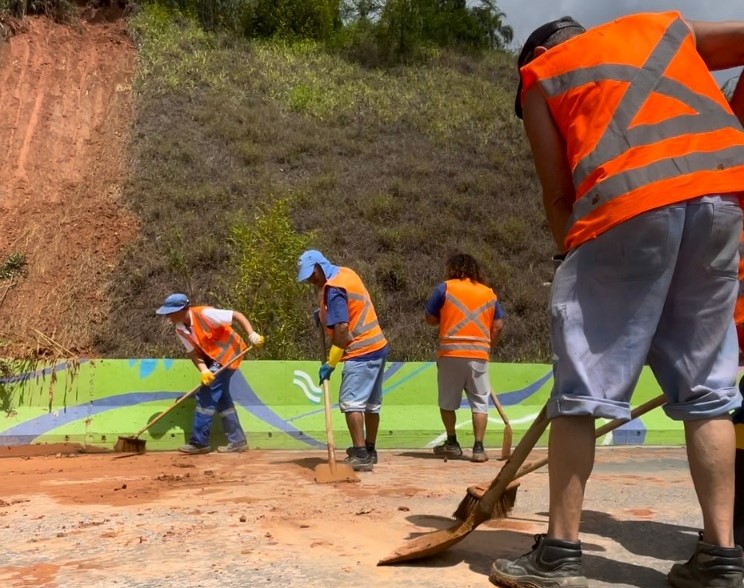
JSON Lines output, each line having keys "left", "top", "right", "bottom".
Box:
{"left": 156, "top": 293, "right": 264, "bottom": 454}
{"left": 490, "top": 13, "right": 744, "bottom": 588}
{"left": 424, "top": 253, "right": 504, "bottom": 463}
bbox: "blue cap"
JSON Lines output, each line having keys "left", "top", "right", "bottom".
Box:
{"left": 297, "top": 250, "right": 326, "bottom": 282}
{"left": 156, "top": 293, "right": 189, "bottom": 315}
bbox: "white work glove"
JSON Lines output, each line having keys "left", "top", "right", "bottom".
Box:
{"left": 248, "top": 332, "right": 265, "bottom": 348}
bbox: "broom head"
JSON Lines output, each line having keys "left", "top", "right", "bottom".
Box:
{"left": 114, "top": 436, "right": 147, "bottom": 454}
{"left": 452, "top": 480, "right": 520, "bottom": 522}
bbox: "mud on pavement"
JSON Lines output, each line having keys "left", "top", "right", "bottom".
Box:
{"left": 0, "top": 447, "right": 701, "bottom": 587}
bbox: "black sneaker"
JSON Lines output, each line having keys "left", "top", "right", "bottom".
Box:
{"left": 344, "top": 451, "right": 374, "bottom": 472}
{"left": 346, "top": 446, "right": 378, "bottom": 464}
{"left": 668, "top": 535, "right": 744, "bottom": 588}
{"left": 489, "top": 534, "right": 588, "bottom": 588}
{"left": 433, "top": 441, "right": 463, "bottom": 457}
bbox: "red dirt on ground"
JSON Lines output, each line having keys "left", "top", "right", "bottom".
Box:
{"left": 0, "top": 448, "right": 702, "bottom": 587}
{"left": 0, "top": 11, "right": 137, "bottom": 354}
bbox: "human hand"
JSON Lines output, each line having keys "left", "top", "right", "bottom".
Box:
{"left": 552, "top": 253, "right": 566, "bottom": 272}
{"left": 200, "top": 371, "right": 215, "bottom": 387}
{"left": 318, "top": 363, "right": 335, "bottom": 384}
{"left": 249, "top": 332, "right": 265, "bottom": 348}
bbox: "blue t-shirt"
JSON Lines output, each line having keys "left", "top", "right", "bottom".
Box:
{"left": 324, "top": 287, "right": 389, "bottom": 362}
{"left": 425, "top": 282, "right": 504, "bottom": 320}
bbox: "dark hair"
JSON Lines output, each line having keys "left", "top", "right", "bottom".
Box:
{"left": 446, "top": 253, "right": 482, "bottom": 283}
{"left": 514, "top": 16, "right": 585, "bottom": 119}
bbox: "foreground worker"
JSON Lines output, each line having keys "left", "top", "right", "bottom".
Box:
{"left": 297, "top": 250, "right": 389, "bottom": 472}
{"left": 424, "top": 253, "right": 504, "bottom": 462}
{"left": 490, "top": 13, "right": 744, "bottom": 588}
{"left": 156, "top": 293, "right": 265, "bottom": 454}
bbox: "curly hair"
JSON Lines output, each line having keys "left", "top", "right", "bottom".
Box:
{"left": 446, "top": 253, "right": 482, "bottom": 283}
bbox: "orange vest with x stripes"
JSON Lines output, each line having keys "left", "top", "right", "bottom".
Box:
{"left": 521, "top": 11, "right": 744, "bottom": 251}
{"left": 320, "top": 267, "right": 387, "bottom": 361}
{"left": 185, "top": 306, "right": 247, "bottom": 369}
{"left": 438, "top": 279, "right": 498, "bottom": 361}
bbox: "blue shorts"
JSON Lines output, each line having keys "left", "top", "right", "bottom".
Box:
{"left": 550, "top": 195, "right": 743, "bottom": 422}
{"left": 338, "top": 357, "right": 386, "bottom": 413}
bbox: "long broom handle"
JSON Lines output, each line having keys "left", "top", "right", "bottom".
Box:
{"left": 510, "top": 393, "right": 667, "bottom": 482}
{"left": 317, "top": 318, "right": 339, "bottom": 471}
{"left": 130, "top": 345, "right": 253, "bottom": 439}
{"left": 477, "top": 404, "right": 550, "bottom": 518}
{"left": 490, "top": 390, "right": 513, "bottom": 457}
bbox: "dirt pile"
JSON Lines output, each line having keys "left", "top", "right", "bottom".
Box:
{"left": 0, "top": 11, "right": 137, "bottom": 355}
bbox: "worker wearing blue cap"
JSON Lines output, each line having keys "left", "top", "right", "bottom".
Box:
{"left": 156, "top": 293, "right": 265, "bottom": 454}
{"left": 297, "top": 250, "right": 389, "bottom": 472}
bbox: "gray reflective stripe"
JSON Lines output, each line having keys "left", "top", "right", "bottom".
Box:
{"left": 192, "top": 310, "right": 241, "bottom": 364}
{"left": 195, "top": 406, "right": 216, "bottom": 416}
{"left": 441, "top": 335, "right": 491, "bottom": 344}
{"left": 347, "top": 291, "right": 381, "bottom": 339}
{"left": 439, "top": 343, "right": 490, "bottom": 353}
{"left": 740, "top": 280, "right": 744, "bottom": 297}
{"left": 346, "top": 331, "right": 386, "bottom": 352}
{"left": 570, "top": 144, "right": 744, "bottom": 224}
{"left": 539, "top": 17, "right": 742, "bottom": 225}
{"left": 739, "top": 241, "right": 744, "bottom": 258}
{"left": 443, "top": 293, "right": 495, "bottom": 340}
{"left": 220, "top": 408, "right": 236, "bottom": 417}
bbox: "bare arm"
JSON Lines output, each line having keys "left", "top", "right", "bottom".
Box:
{"left": 522, "top": 85, "right": 575, "bottom": 252}
{"left": 490, "top": 318, "right": 503, "bottom": 346}
{"left": 188, "top": 348, "right": 210, "bottom": 374}
{"left": 730, "top": 72, "right": 744, "bottom": 125}
{"left": 232, "top": 311, "right": 256, "bottom": 338}
{"left": 331, "top": 323, "right": 352, "bottom": 348}
{"left": 689, "top": 19, "right": 744, "bottom": 71}
{"left": 425, "top": 312, "right": 439, "bottom": 326}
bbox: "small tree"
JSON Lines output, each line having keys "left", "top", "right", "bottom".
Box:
{"left": 225, "top": 199, "right": 316, "bottom": 360}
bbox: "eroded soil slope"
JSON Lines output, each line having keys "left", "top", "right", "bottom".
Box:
{"left": 0, "top": 11, "right": 137, "bottom": 353}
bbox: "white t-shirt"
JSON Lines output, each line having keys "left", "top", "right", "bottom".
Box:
{"left": 175, "top": 308, "right": 233, "bottom": 352}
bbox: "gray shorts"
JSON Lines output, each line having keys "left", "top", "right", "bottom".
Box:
{"left": 550, "top": 195, "right": 743, "bottom": 422}
{"left": 437, "top": 357, "right": 490, "bottom": 413}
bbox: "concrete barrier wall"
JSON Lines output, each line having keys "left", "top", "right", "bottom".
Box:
{"left": 0, "top": 359, "right": 683, "bottom": 451}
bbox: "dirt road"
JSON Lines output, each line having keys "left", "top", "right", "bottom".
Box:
{"left": 0, "top": 447, "right": 701, "bottom": 587}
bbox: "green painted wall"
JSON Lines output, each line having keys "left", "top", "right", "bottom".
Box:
{"left": 0, "top": 359, "right": 681, "bottom": 451}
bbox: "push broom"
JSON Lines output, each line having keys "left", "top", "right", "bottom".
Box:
{"left": 114, "top": 346, "right": 252, "bottom": 454}
{"left": 378, "top": 393, "right": 666, "bottom": 565}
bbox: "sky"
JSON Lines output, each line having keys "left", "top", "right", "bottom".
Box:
{"left": 494, "top": 0, "right": 743, "bottom": 84}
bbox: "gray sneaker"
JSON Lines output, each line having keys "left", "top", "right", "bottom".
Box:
{"left": 471, "top": 446, "right": 489, "bottom": 463}
{"left": 433, "top": 441, "right": 463, "bottom": 457}
{"left": 346, "top": 446, "right": 378, "bottom": 464}
{"left": 178, "top": 444, "right": 211, "bottom": 455}
{"left": 344, "top": 451, "right": 374, "bottom": 472}
{"left": 489, "top": 534, "right": 588, "bottom": 588}
{"left": 668, "top": 536, "right": 744, "bottom": 588}
{"left": 217, "top": 442, "right": 248, "bottom": 453}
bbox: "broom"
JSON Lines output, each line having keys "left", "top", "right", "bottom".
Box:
{"left": 114, "top": 346, "right": 253, "bottom": 453}
{"left": 451, "top": 393, "right": 667, "bottom": 522}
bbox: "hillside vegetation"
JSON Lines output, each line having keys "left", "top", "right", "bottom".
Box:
{"left": 1, "top": 1, "right": 555, "bottom": 362}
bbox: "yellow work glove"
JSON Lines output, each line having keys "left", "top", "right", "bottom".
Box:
{"left": 248, "top": 332, "right": 265, "bottom": 348}
{"left": 200, "top": 370, "right": 215, "bottom": 387}
{"left": 327, "top": 345, "right": 344, "bottom": 368}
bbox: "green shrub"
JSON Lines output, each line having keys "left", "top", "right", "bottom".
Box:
{"left": 225, "top": 199, "right": 316, "bottom": 359}
{"left": 244, "top": 0, "right": 341, "bottom": 41}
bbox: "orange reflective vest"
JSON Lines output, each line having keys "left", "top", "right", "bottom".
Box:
{"left": 438, "top": 279, "right": 498, "bottom": 361}
{"left": 520, "top": 11, "right": 744, "bottom": 251}
{"left": 183, "top": 306, "right": 247, "bottom": 369}
{"left": 319, "top": 267, "right": 387, "bottom": 361}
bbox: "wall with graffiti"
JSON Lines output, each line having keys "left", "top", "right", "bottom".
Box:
{"left": 0, "top": 359, "right": 682, "bottom": 451}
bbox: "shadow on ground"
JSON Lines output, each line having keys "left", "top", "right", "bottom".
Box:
{"left": 382, "top": 509, "right": 692, "bottom": 587}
